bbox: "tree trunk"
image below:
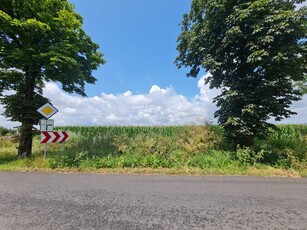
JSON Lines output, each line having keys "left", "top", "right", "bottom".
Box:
{"left": 18, "top": 121, "right": 33, "bottom": 158}
{"left": 247, "top": 135, "right": 255, "bottom": 153}
{"left": 17, "top": 71, "right": 36, "bottom": 158}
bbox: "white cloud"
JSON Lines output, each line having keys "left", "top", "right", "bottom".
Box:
{"left": 149, "top": 85, "right": 167, "bottom": 94}
{"left": 297, "top": 2, "right": 307, "bottom": 8}
{"left": 1, "top": 73, "right": 306, "bottom": 129}
{"left": 0, "top": 107, "right": 19, "bottom": 129}
{"left": 274, "top": 94, "right": 307, "bottom": 124}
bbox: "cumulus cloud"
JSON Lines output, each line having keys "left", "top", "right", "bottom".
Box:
{"left": 297, "top": 2, "right": 307, "bottom": 8}
{"left": 41, "top": 74, "right": 217, "bottom": 127}
{"left": 274, "top": 95, "right": 307, "bottom": 124}
{"left": 0, "top": 107, "right": 19, "bottom": 129}
{"left": 0, "top": 73, "right": 306, "bottom": 128}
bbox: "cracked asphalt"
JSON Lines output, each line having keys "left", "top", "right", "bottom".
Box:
{"left": 0, "top": 172, "right": 306, "bottom": 229}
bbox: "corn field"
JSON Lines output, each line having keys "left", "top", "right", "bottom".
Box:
{"left": 0, "top": 125, "right": 306, "bottom": 171}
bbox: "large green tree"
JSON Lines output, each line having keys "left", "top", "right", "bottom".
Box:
{"left": 295, "top": 75, "right": 307, "bottom": 94}
{"left": 176, "top": 0, "right": 306, "bottom": 149}
{"left": 0, "top": 0, "right": 105, "bottom": 157}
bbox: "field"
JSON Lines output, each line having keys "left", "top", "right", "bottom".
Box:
{"left": 0, "top": 125, "right": 306, "bottom": 177}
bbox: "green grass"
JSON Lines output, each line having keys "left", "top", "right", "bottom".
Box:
{"left": 0, "top": 125, "right": 306, "bottom": 177}
{"left": 255, "top": 125, "right": 307, "bottom": 169}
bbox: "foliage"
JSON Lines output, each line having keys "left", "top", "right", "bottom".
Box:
{"left": 187, "top": 150, "right": 238, "bottom": 169}
{"left": 255, "top": 125, "right": 307, "bottom": 168}
{"left": 179, "top": 125, "right": 222, "bottom": 154}
{"left": 0, "top": 126, "right": 15, "bottom": 136}
{"left": 0, "top": 125, "right": 306, "bottom": 175}
{"left": 235, "top": 147, "right": 264, "bottom": 166}
{"left": 62, "top": 125, "right": 222, "bottom": 156}
{"left": 294, "top": 75, "right": 307, "bottom": 94}
{"left": 49, "top": 151, "right": 90, "bottom": 168}
{"left": 0, "top": 0, "right": 105, "bottom": 157}
{"left": 1, "top": 92, "right": 49, "bottom": 125}
{"left": 176, "top": 0, "right": 307, "bottom": 148}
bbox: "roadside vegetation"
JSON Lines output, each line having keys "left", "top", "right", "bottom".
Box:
{"left": 0, "top": 125, "right": 306, "bottom": 177}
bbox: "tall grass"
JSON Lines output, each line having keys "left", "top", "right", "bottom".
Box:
{"left": 56, "top": 125, "right": 221, "bottom": 157}
{"left": 255, "top": 125, "right": 307, "bottom": 168}
{"left": 0, "top": 125, "right": 306, "bottom": 174}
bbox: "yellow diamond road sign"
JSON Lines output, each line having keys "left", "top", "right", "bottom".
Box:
{"left": 37, "top": 103, "right": 58, "bottom": 119}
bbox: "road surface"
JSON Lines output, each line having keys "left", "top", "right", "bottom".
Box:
{"left": 0, "top": 172, "right": 306, "bottom": 229}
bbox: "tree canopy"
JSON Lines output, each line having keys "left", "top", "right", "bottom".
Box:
{"left": 176, "top": 0, "right": 307, "bottom": 148}
{"left": 0, "top": 0, "right": 105, "bottom": 157}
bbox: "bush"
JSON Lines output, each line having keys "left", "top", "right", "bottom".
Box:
{"left": 235, "top": 147, "right": 264, "bottom": 166}
{"left": 0, "top": 127, "right": 12, "bottom": 136}
{"left": 49, "top": 151, "right": 90, "bottom": 168}
{"left": 179, "top": 126, "right": 222, "bottom": 155}
{"left": 255, "top": 125, "right": 307, "bottom": 168}
{"left": 112, "top": 125, "right": 222, "bottom": 156}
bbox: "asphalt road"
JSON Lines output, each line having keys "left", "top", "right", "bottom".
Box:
{"left": 0, "top": 172, "right": 306, "bottom": 230}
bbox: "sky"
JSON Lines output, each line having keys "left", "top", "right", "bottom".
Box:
{"left": 0, "top": 0, "right": 306, "bottom": 128}
{"left": 70, "top": 0, "right": 199, "bottom": 97}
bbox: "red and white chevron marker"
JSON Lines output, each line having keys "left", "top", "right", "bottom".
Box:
{"left": 41, "top": 131, "right": 69, "bottom": 143}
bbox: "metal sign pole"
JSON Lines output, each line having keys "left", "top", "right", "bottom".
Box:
{"left": 37, "top": 103, "right": 68, "bottom": 159}
{"left": 44, "top": 143, "right": 47, "bottom": 160}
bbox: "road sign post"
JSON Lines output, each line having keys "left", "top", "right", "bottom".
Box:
{"left": 37, "top": 103, "right": 68, "bottom": 160}
{"left": 44, "top": 143, "right": 47, "bottom": 161}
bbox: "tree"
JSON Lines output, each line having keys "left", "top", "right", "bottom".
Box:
{"left": 295, "top": 76, "right": 307, "bottom": 94}
{"left": 176, "top": 0, "right": 306, "bottom": 150}
{"left": 0, "top": 0, "right": 105, "bottom": 158}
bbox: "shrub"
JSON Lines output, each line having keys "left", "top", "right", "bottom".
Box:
{"left": 112, "top": 125, "right": 222, "bottom": 156}
{"left": 179, "top": 126, "right": 222, "bottom": 155}
{"left": 49, "top": 151, "right": 90, "bottom": 168}
{"left": 255, "top": 125, "right": 307, "bottom": 168}
{"left": 235, "top": 147, "right": 264, "bottom": 166}
{"left": 0, "top": 127, "right": 13, "bottom": 136}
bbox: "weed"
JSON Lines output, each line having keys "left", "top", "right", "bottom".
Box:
{"left": 236, "top": 147, "right": 264, "bottom": 166}
{"left": 0, "top": 125, "right": 306, "bottom": 176}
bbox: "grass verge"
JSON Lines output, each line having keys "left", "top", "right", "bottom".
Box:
{"left": 0, "top": 125, "right": 306, "bottom": 177}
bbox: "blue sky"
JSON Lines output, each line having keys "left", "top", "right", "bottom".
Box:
{"left": 70, "top": 0, "right": 200, "bottom": 97}
{"left": 0, "top": 0, "right": 306, "bottom": 128}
